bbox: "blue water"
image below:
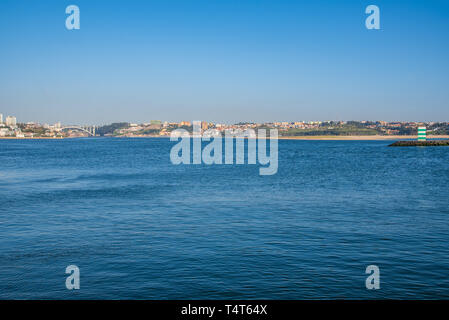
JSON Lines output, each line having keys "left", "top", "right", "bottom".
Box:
{"left": 1, "top": 138, "right": 448, "bottom": 299}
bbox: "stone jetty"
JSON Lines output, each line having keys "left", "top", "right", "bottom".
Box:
{"left": 389, "top": 140, "right": 449, "bottom": 147}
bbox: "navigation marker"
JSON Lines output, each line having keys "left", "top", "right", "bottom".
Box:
{"left": 418, "top": 127, "right": 427, "bottom": 141}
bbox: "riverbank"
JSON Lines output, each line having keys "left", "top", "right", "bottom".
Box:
{"left": 0, "top": 137, "right": 64, "bottom": 140}
{"left": 277, "top": 135, "right": 449, "bottom": 140}
{"left": 3, "top": 135, "right": 449, "bottom": 141}
{"left": 122, "top": 134, "right": 449, "bottom": 140}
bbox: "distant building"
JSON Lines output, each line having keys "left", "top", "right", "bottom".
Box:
{"left": 201, "top": 121, "right": 208, "bottom": 131}
{"left": 148, "top": 124, "right": 162, "bottom": 130}
{"left": 5, "top": 116, "right": 17, "bottom": 127}
{"left": 0, "top": 114, "right": 3, "bottom": 123}
{"left": 0, "top": 128, "right": 10, "bottom": 136}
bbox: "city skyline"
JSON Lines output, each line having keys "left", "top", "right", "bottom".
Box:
{"left": 2, "top": 109, "right": 449, "bottom": 139}
{"left": 1, "top": 0, "right": 449, "bottom": 124}
{"left": 2, "top": 111, "right": 449, "bottom": 127}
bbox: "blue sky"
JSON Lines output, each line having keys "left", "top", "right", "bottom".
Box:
{"left": 0, "top": 0, "right": 448, "bottom": 124}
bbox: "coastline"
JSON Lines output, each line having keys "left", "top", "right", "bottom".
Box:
{"left": 0, "top": 137, "right": 64, "bottom": 140}
{"left": 2, "top": 135, "right": 449, "bottom": 141}
{"left": 115, "top": 134, "right": 449, "bottom": 140}
{"left": 276, "top": 135, "right": 449, "bottom": 140}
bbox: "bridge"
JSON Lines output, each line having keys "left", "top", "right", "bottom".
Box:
{"left": 61, "top": 126, "right": 96, "bottom": 136}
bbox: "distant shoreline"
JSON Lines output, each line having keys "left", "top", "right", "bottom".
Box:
{"left": 119, "top": 135, "right": 449, "bottom": 140}
{"left": 2, "top": 135, "right": 449, "bottom": 141}
{"left": 0, "top": 137, "right": 64, "bottom": 140}
{"left": 277, "top": 135, "right": 449, "bottom": 140}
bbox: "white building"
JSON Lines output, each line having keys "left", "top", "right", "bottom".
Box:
{"left": 0, "top": 113, "right": 3, "bottom": 123}
{"left": 0, "top": 128, "right": 11, "bottom": 137}
{"left": 6, "top": 116, "right": 17, "bottom": 127}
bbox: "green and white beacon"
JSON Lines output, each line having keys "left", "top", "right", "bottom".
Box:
{"left": 418, "top": 127, "right": 427, "bottom": 141}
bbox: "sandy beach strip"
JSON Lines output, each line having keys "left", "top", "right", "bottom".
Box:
{"left": 277, "top": 135, "right": 449, "bottom": 141}
{"left": 0, "top": 137, "right": 64, "bottom": 140}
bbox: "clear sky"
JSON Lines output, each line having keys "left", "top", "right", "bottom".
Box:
{"left": 0, "top": 0, "right": 448, "bottom": 125}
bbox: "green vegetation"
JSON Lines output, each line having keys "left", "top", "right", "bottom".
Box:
{"left": 20, "top": 127, "right": 48, "bottom": 136}
{"left": 428, "top": 124, "right": 449, "bottom": 135}
{"left": 174, "top": 125, "right": 193, "bottom": 133}
{"left": 96, "top": 122, "right": 129, "bottom": 136}
{"left": 282, "top": 127, "right": 378, "bottom": 136}
{"left": 141, "top": 129, "right": 160, "bottom": 135}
